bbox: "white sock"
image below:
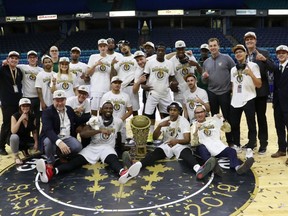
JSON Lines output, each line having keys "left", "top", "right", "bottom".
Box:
{"left": 235, "top": 165, "right": 240, "bottom": 171}
{"left": 55, "top": 168, "right": 59, "bottom": 175}
{"left": 119, "top": 168, "right": 124, "bottom": 175}
{"left": 193, "top": 164, "right": 200, "bottom": 172}
{"left": 149, "top": 125, "right": 154, "bottom": 134}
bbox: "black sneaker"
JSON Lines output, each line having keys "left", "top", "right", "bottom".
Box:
{"left": 258, "top": 148, "right": 267, "bottom": 155}
{"left": 236, "top": 158, "right": 255, "bottom": 175}
{"left": 242, "top": 143, "right": 256, "bottom": 149}
{"left": 213, "top": 161, "right": 224, "bottom": 177}
{"left": 196, "top": 157, "right": 216, "bottom": 180}
{"left": 122, "top": 151, "right": 132, "bottom": 169}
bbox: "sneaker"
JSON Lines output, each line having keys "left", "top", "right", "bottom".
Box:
{"left": 258, "top": 148, "right": 266, "bottom": 155}
{"left": 213, "top": 161, "right": 224, "bottom": 177}
{"left": 122, "top": 151, "right": 132, "bottom": 169}
{"left": 147, "top": 133, "right": 153, "bottom": 143}
{"left": 36, "top": 159, "right": 54, "bottom": 183}
{"left": 118, "top": 161, "right": 142, "bottom": 184}
{"left": 236, "top": 157, "right": 254, "bottom": 175}
{"left": 196, "top": 157, "right": 216, "bottom": 180}
{"left": 231, "top": 145, "right": 242, "bottom": 154}
{"left": 245, "top": 148, "right": 254, "bottom": 158}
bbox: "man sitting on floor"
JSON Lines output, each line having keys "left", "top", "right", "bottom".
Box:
{"left": 36, "top": 101, "right": 140, "bottom": 184}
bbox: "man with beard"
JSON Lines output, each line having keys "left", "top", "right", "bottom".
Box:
{"left": 35, "top": 55, "right": 56, "bottom": 111}
{"left": 0, "top": 51, "right": 23, "bottom": 155}
{"left": 107, "top": 37, "right": 123, "bottom": 62}
{"left": 125, "top": 102, "right": 218, "bottom": 182}
{"left": 183, "top": 74, "right": 210, "bottom": 124}
{"left": 197, "top": 43, "right": 210, "bottom": 90}
{"left": 112, "top": 40, "right": 139, "bottom": 116}
{"left": 69, "top": 47, "right": 90, "bottom": 87}
{"left": 170, "top": 40, "right": 202, "bottom": 104}
{"left": 36, "top": 101, "right": 140, "bottom": 184}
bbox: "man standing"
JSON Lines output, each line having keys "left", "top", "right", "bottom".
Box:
{"left": 197, "top": 43, "right": 210, "bottom": 90}
{"left": 18, "top": 50, "right": 43, "bottom": 133}
{"left": 170, "top": 40, "right": 202, "bottom": 104}
{"left": 271, "top": 45, "right": 288, "bottom": 160}
{"left": 230, "top": 44, "right": 262, "bottom": 151}
{"left": 143, "top": 43, "right": 177, "bottom": 119}
{"left": 202, "top": 38, "right": 235, "bottom": 146}
{"left": 69, "top": 47, "right": 89, "bottom": 87}
{"left": 183, "top": 74, "right": 210, "bottom": 124}
{"left": 0, "top": 51, "right": 23, "bottom": 155}
{"left": 244, "top": 32, "right": 274, "bottom": 154}
{"left": 49, "top": 46, "right": 59, "bottom": 72}
{"left": 107, "top": 37, "right": 123, "bottom": 61}
{"left": 112, "top": 40, "right": 139, "bottom": 116}
{"left": 87, "top": 39, "right": 112, "bottom": 116}
{"left": 35, "top": 55, "right": 56, "bottom": 111}
{"left": 39, "top": 90, "right": 82, "bottom": 166}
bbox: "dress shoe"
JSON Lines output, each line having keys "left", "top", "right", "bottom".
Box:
{"left": 271, "top": 151, "right": 286, "bottom": 158}
{"left": 0, "top": 148, "right": 8, "bottom": 155}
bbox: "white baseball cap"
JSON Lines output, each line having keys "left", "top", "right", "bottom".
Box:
{"left": 8, "top": 51, "right": 20, "bottom": 58}
{"left": 134, "top": 50, "right": 145, "bottom": 58}
{"left": 78, "top": 85, "right": 89, "bottom": 94}
{"left": 19, "top": 98, "right": 31, "bottom": 106}
{"left": 27, "top": 50, "right": 37, "bottom": 57}
{"left": 175, "top": 40, "right": 186, "bottom": 48}
{"left": 53, "top": 90, "right": 66, "bottom": 99}
{"left": 98, "top": 39, "right": 108, "bottom": 45}
{"left": 232, "top": 44, "right": 247, "bottom": 53}
{"left": 244, "top": 31, "right": 257, "bottom": 40}
{"left": 71, "top": 46, "right": 81, "bottom": 53}
{"left": 41, "top": 55, "right": 53, "bottom": 63}
{"left": 276, "top": 45, "right": 288, "bottom": 53}
{"left": 111, "top": 76, "right": 123, "bottom": 83}
{"left": 59, "top": 57, "right": 70, "bottom": 63}
{"left": 200, "top": 43, "right": 209, "bottom": 51}
{"left": 143, "top": 41, "right": 155, "bottom": 49}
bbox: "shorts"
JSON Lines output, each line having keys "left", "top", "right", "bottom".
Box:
{"left": 123, "top": 86, "right": 139, "bottom": 111}
{"left": 158, "top": 143, "right": 189, "bottom": 159}
{"left": 144, "top": 92, "right": 172, "bottom": 115}
{"left": 90, "top": 92, "right": 105, "bottom": 111}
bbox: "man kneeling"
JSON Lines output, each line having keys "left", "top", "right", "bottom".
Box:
{"left": 36, "top": 101, "right": 140, "bottom": 184}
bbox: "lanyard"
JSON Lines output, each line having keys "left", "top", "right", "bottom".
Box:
{"left": 10, "top": 68, "right": 17, "bottom": 85}
{"left": 59, "top": 111, "right": 65, "bottom": 126}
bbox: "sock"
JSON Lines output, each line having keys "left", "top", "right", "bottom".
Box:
{"left": 119, "top": 168, "right": 124, "bottom": 175}
{"left": 54, "top": 168, "right": 59, "bottom": 175}
{"left": 149, "top": 125, "right": 155, "bottom": 134}
{"left": 193, "top": 164, "right": 200, "bottom": 172}
{"left": 235, "top": 165, "right": 240, "bottom": 171}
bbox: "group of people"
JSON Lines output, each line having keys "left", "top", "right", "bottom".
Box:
{"left": 0, "top": 31, "right": 287, "bottom": 185}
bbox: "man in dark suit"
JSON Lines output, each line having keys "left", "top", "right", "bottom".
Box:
{"left": 0, "top": 51, "right": 23, "bottom": 155}
{"left": 244, "top": 32, "right": 274, "bottom": 154}
{"left": 271, "top": 45, "right": 288, "bottom": 160}
{"left": 39, "top": 90, "right": 82, "bottom": 166}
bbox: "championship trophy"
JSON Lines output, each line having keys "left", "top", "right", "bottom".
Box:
{"left": 130, "top": 115, "right": 151, "bottom": 157}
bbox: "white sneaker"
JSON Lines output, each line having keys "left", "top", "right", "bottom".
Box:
{"left": 118, "top": 161, "right": 142, "bottom": 184}
{"left": 232, "top": 145, "right": 242, "bottom": 154}
{"left": 246, "top": 148, "right": 254, "bottom": 158}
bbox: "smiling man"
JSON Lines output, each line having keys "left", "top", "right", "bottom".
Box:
{"left": 0, "top": 51, "right": 23, "bottom": 155}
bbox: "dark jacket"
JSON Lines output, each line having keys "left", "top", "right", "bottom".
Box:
{"left": 39, "top": 105, "right": 79, "bottom": 151}
{"left": 252, "top": 48, "right": 274, "bottom": 97}
{"left": 273, "top": 63, "right": 288, "bottom": 113}
{"left": 0, "top": 65, "right": 23, "bottom": 106}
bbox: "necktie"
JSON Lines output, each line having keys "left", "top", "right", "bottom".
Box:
{"left": 279, "top": 65, "right": 283, "bottom": 73}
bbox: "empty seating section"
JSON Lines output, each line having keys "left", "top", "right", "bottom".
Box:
{"left": 245, "top": 0, "right": 288, "bottom": 9}
{"left": 0, "top": 27, "right": 285, "bottom": 63}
